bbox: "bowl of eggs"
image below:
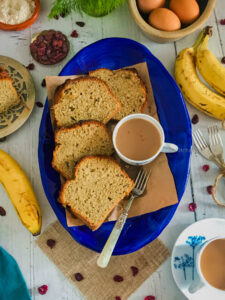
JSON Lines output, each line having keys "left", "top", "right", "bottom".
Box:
{"left": 129, "top": 0, "right": 216, "bottom": 43}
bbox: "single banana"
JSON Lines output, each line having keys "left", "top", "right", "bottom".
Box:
{"left": 0, "top": 149, "right": 42, "bottom": 235}
{"left": 175, "top": 28, "right": 225, "bottom": 120}
{"left": 196, "top": 27, "right": 225, "bottom": 96}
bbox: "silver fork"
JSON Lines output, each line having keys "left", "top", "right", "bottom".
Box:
{"left": 208, "top": 125, "right": 225, "bottom": 165}
{"left": 97, "top": 168, "right": 151, "bottom": 268}
{"left": 192, "top": 129, "right": 222, "bottom": 168}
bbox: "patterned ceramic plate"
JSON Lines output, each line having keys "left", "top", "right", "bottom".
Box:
{"left": 0, "top": 56, "right": 35, "bottom": 138}
{"left": 171, "top": 218, "right": 225, "bottom": 300}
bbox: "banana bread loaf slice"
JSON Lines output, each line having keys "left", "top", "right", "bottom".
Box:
{"left": 0, "top": 67, "right": 21, "bottom": 114}
{"left": 89, "top": 68, "right": 147, "bottom": 120}
{"left": 52, "top": 121, "right": 114, "bottom": 179}
{"left": 53, "top": 77, "right": 121, "bottom": 127}
{"left": 59, "top": 156, "right": 134, "bottom": 231}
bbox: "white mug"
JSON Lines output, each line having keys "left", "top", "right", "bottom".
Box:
{"left": 112, "top": 113, "right": 178, "bottom": 166}
{"left": 189, "top": 237, "right": 225, "bottom": 295}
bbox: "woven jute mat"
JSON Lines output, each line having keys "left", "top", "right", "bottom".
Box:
{"left": 36, "top": 221, "right": 170, "bottom": 300}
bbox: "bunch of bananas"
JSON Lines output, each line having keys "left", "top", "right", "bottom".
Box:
{"left": 175, "top": 26, "right": 225, "bottom": 120}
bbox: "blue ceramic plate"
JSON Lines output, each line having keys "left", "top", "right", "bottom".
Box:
{"left": 38, "top": 38, "right": 192, "bottom": 255}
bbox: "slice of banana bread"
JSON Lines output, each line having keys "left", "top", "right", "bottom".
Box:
{"left": 53, "top": 77, "right": 121, "bottom": 127}
{"left": 59, "top": 156, "right": 134, "bottom": 231}
{"left": 89, "top": 68, "right": 147, "bottom": 120}
{"left": 52, "top": 121, "right": 114, "bottom": 179}
{"left": 0, "top": 67, "right": 21, "bottom": 114}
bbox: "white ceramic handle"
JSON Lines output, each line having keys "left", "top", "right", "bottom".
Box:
{"left": 188, "top": 277, "right": 204, "bottom": 294}
{"left": 161, "top": 143, "right": 178, "bottom": 153}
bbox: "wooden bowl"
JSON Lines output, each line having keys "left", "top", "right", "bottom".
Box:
{"left": 0, "top": 0, "right": 40, "bottom": 31}
{"left": 129, "top": 0, "right": 216, "bottom": 43}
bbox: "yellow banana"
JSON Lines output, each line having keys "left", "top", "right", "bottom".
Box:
{"left": 0, "top": 149, "right": 42, "bottom": 235}
{"left": 175, "top": 28, "right": 225, "bottom": 120}
{"left": 196, "top": 27, "right": 225, "bottom": 96}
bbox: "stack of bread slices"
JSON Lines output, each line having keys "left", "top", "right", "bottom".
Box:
{"left": 52, "top": 68, "right": 147, "bottom": 230}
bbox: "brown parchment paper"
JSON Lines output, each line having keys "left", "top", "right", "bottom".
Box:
{"left": 46, "top": 62, "right": 178, "bottom": 227}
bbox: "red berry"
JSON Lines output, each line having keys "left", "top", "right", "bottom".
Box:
{"left": 221, "top": 57, "right": 225, "bottom": 64}
{"left": 0, "top": 206, "right": 6, "bottom": 216}
{"left": 220, "top": 19, "right": 225, "bottom": 25}
{"left": 54, "top": 15, "right": 59, "bottom": 20}
{"left": 76, "top": 21, "right": 85, "bottom": 27}
{"left": 144, "top": 296, "right": 155, "bottom": 300}
{"left": 52, "top": 39, "right": 63, "bottom": 48}
{"left": 130, "top": 266, "right": 139, "bottom": 276}
{"left": 191, "top": 114, "right": 199, "bottom": 124}
{"left": 36, "top": 102, "right": 44, "bottom": 108}
{"left": 41, "top": 79, "right": 46, "bottom": 87}
{"left": 207, "top": 185, "right": 213, "bottom": 195}
{"left": 115, "top": 297, "right": 121, "bottom": 300}
{"left": 74, "top": 273, "right": 84, "bottom": 281}
{"left": 60, "top": 12, "right": 65, "bottom": 18}
{"left": 71, "top": 30, "right": 78, "bottom": 38}
{"left": 46, "top": 239, "right": 56, "bottom": 248}
{"left": 26, "top": 63, "right": 35, "bottom": 70}
{"left": 38, "top": 285, "right": 48, "bottom": 295}
{"left": 189, "top": 202, "right": 197, "bottom": 212}
{"left": 113, "top": 275, "right": 124, "bottom": 282}
{"left": 202, "top": 164, "right": 210, "bottom": 172}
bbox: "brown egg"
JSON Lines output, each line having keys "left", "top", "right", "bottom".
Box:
{"left": 169, "top": 0, "right": 200, "bottom": 25}
{"left": 138, "top": 0, "right": 166, "bottom": 14}
{"left": 148, "top": 8, "right": 181, "bottom": 31}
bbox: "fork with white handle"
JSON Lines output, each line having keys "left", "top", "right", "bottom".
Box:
{"left": 208, "top": 125, "right": 225, "bottom": 166}
{"left": 192, "top": 129, "right": 222, "bottom": 168}
{"left": 97, "top": 168, "right": 151, "bottom": 268}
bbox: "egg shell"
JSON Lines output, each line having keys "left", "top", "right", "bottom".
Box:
{"left": 169, "top": 0, "right": 200, "bottom": 25}
{"left": 148, "top": 8, "right": 181, "bottom": 31}
{"left": 138, "top": 0, "right": 166, "bottom": 14}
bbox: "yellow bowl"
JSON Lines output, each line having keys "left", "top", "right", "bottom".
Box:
{"left": 129, "top": 0, "right": 216, "bottom": 43}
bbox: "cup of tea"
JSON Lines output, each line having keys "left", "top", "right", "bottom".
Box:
{"left": 112, "top": 113, "right": 178, "bottom": 166}
{"left": 189, "top": 237, "right": 225, "bottom": 294}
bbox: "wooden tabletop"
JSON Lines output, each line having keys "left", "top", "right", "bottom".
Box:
{"left": 0, "top": 1, "right": 225, "bottom": 299}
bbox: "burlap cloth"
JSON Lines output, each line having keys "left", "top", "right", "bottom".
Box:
{"left": 36, "top": 221, "right": 170, "bottom": 300}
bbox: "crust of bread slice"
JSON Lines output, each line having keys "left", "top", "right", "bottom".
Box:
{"left": 59, "top": 155, "right": 134, "bottom": 230}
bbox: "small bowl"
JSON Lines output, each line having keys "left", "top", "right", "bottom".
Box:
{"left": 129, "top": 0, "right": 216, "bottom": 43}
{"left": 0, "top": 0, "right": 40, "bottom": 31}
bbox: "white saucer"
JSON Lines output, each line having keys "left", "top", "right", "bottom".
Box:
{"left": 171, "top": 218, "right": 225, "bottom": 300}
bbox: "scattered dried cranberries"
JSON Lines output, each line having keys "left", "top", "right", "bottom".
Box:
{"left": 131, "top": 266, "right": 139, "bottom": 276}
{"left": 41, "top": 79, "right": 46, "bottom": 87}
{"left": 26, "top": 63, "right": 35, "bottom": 70}
{"left": 113, "top": 275, "right": 124, "bottom": 282}
{"left": 30, "top": 30, "right": 70, "bottom": 65}
{"left": 191, "top": 114, "right": 199, "bottom": 124}
{"left": 144, "top": 296, "right": 155, "bottom": 300}
{"left": 207, "top": 185, "right": 213, "bottom": 195}
{"left": 220, "top": 19, "right": 225, "bottom": 25}
{"left": 221, "top": 57, "right": 225, "bottom": 64}
{"left": 71, "top": 30, "right": 78, "bottom": 38}
{"left": 115, "top": 297, "right": 121, "bottom": 300}
{"left": 38, "top": 285, "right": 48, "bottom": 295}
{"left": 76, "top": 21, "right": 85, "bottom": 27}
{"left": 46, "top": 239, "right": 56, "bottom": 249}
{"left": 36, "top": 102, "right": 43, "bottom": 108}
{"left": 189, "top": 202, "right": 197, "bottom": 212}
{"left": 202, "top": 164, "right": 210, "bottom": 172}
{"left": 74, "top": 273, "right": 84, "bottom": 281}
{"left": 0, "top": 207, "right": 6, "bottom": 216}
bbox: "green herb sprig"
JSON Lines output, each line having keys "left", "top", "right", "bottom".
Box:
{"left": 49, "top": 0, "right": 126, "bottom": 19}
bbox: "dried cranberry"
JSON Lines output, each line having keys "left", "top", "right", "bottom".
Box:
{"left": 38, "top": 285, "right": 48, "bottom": 295}
{"left": 71, "top": 30, "right": 78, "bottom": 38}
{"left": 113, "top": 275, "right": 124, "bottom": 282}
{"left": 60, "top": 12, "right": 65, "bottom": 18}
{"left": 36, "top": 102, "right": 44, "bottom": 108}
{"left": 41, "top": 79, "right": 46, "bottom": 87}
{"left": 115, "top": 297, "right": 121, "bottom": 300}
{"left": 74, "top": 273, "right": 84, "bottom": 281}
{"left": 202, "top": 164, "right": 210, "bottom": 172}
{"left": 191, "top": 114, "right": 199, "bottom": 124}
{"left": 26, "top": 63, "right": 35, "bottom": 70}
{"left": 221, "top": 57, "right": 225, "bottom": 64}
{"left": 52, "top": 39, "right": 63, "bottom": 48}
{"left": 207, "top": 185, "right": 213, "bottom": 195}
{"left": 54, "top": 15, "right": 59, "bottom": 20}
{"left": 0, "top": 207, "right": 6, "bottom": 216}
{"left": 37, "top": 48, "right": 46, "bottom": 56}
{"left": 220, "top": 19, "right": 225, "bottom": 25}
{"left": 46, "top": 239, "right": 56, "bottom": 248}
{"left": 76, "top": 21, "right": 85, "bottom": 27}
{"left": 144, "top": 297, "right": 155, "bottom": 300}
{"left": 130, "top": 266, "right": 139, "bottom": 276}
{"left": 188, "top": 202, "right": 197, "bottom": 212}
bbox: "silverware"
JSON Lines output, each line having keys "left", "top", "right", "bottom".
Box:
{"left": 192, "top": 129, "right": 222, "bottom": 168}
{"left": 208, "top": 125, "right": 225, "bottom": 165}
{"left": 97, "top": 168, "right": 151, "bottom": 268}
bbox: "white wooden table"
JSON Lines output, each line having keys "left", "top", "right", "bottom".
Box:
{"left": 0, "top": 1, "right": 225, "bottom": 299}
